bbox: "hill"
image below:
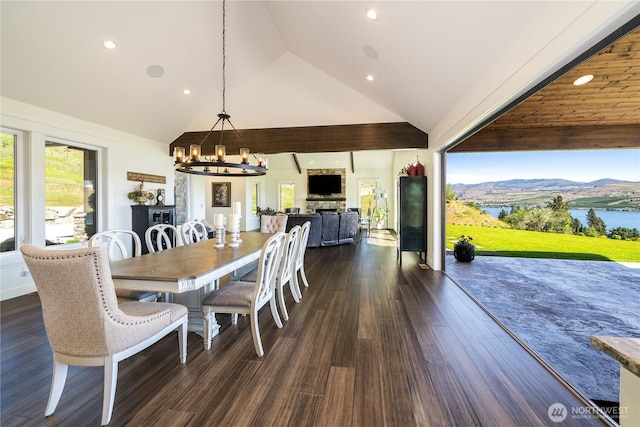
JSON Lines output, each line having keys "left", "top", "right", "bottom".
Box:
{"left": 450, "top": 178, "right": 639, "bottom": 210}
{"left": 446, "top": 199, "right": 509, "bottom": 228}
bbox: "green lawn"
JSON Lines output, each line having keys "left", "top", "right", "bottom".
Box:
{"left": 447, "top": 224, "right": 640, "bottom": 262}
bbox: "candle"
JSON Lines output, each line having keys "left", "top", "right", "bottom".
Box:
{"left": 213, "top": 213, "right": 224, "bottom": 227}
{"left": 232, "top": 201, "right": 241, "bottom": 216}
{"left": 228, "top": 214, "right": 239, "bottom": 231}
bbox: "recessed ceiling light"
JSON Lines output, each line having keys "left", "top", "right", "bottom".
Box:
{"left": 102, "top": 39, "right": 117, "bottom": 50}
{"left": 573, "top": 74, "right": 594, "bottom": 86}
{"left": 366, "top": 8, "right": 377, "bottom": 21}
{"left": 183, "top": 88, "right": 191, "bottom": 95}
{"left": 366, "top": 74, "right": 375, "bottom": 82}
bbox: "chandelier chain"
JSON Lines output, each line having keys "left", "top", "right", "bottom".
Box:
{"left": 221, "top": 0, "right": 226, "bottom": 114}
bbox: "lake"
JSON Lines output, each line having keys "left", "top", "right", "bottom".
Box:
{"left": 482, "top": 207, "right": 640, "bottom": 230}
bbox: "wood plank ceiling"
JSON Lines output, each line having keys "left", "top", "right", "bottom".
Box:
{"left": 451, "top": 25, "right": 640, "bottom": 153}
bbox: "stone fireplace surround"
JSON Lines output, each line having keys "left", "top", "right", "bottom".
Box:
{"left": 306, "top": 168, "right": 346, "bottom": 212}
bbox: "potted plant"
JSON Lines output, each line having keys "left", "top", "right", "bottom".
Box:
{"left": 372, "top": 208, "right": 388, "bottom": 229}
{"left": 127, "top": 182, "right": 155, "bottom": 205}
{"left": 453, "top": 235, "right": 475, "bottom": 262}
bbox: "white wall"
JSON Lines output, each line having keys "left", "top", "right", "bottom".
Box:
{"left": 0, "top": 98, "right": 176, "bottom": 300}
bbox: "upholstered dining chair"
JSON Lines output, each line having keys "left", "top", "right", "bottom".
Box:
{"left": 179, "top": 220, "right": 209, "bottom": 245}
{"left": 88, "top": 230, "right": 160, "bottom": 303}
{"left": 145, "top": 223, "right": 181, "bottom": 253}
{"left": 292, "top": 221, "right": 312, "bottom": 298}
{"left": 260, "top": 214, "right": 288, "bottom": 233}
{"left": 20, "top": 245, "right": 188, "bottom": 425}
{"left": 274, "top": 225, "right": 301, "bottom": 323}
{"left": 202, "top": 232, "right": 285, "bottom": 356}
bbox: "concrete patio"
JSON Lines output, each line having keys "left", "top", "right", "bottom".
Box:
{"left": 444, "top": 254, "right": 640, "bottom": 407}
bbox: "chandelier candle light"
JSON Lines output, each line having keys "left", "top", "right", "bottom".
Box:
{"left": 173, "top": 0, "right": 267, "bottom": 177}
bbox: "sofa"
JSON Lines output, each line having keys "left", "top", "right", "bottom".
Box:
{"left": 286, "top": 211, "right": 359, "bottom": 247}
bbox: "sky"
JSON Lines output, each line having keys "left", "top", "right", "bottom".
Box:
{"left": 447, "top": 149, "right": 640, "bottom": 184}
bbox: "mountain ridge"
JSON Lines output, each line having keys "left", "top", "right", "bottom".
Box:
{"left": 450, "top": 178, "right": 640, "bottom": 210}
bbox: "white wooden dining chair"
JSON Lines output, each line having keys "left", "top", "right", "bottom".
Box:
{"left": 201, "top": 232, "right": 285, "bottom": 356}
{"left": 179, "top": 220, "right": 209, "bottom": 245}
{"left": 88, "top": 230, "right": 160, "bottom": 303}
{"left": 291, "top": 221, "right": 311, "bottom": 299}
{"left": 20, "top": 244, "right": 188, "bottom": 425}
{"left": 145, "top": 224, "right": 181, "bottom": 253}
{"left": 274, "top": 225, "right": 301, "bottom": 323}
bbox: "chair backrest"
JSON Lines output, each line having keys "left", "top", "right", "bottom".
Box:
{"left": 295, "top": 221, "right": 311, "bottom": 270}
{"left": 260, "top": 215, "right": 288, "bottom": 233}
{"left": 145, "top": 224, "right": 181, "bottom": 253}
{"left": 20, "top": 245, "right": 124, "bottom": 357}
{"left": 277, "top": 225, "right": 300, "bottom": 288}
{"left": 253, "top": 232, "right": 285, "bottom": 309}
{"left": 88, "top": 230, "right": 141, "bottom": 261}
{"left": 179, "top": 220, "right": 208, "bottom": 245}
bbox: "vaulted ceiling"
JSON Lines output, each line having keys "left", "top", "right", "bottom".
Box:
{"left": 1, "top": 1, "right": 639, "bottom": 157}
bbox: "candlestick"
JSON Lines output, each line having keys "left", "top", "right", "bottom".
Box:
{"left": 229, "top": 229, "right": 240, "bottom": 247}
{"left": 214, "top": 226, "right": 225, "bottom": 248}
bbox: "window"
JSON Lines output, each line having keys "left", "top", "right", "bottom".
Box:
{"left": 0, "top": 131, "right": 16, "bottom": 252}
{"left": 44, "top": 140, "right": 97, "bottom": 244}
{"left": 251, "top": 182, "right": 259, "bottom": 215}
{"left": 359, "top": 181, "right": 377, "bottom": 218}
{"left": 279, "top": 183, "right": 295, "bottom": 211}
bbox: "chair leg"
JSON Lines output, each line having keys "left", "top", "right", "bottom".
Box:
{"left": 278, "top": 283, "right": 289, "bottom": 321}
{"left": 291, "top": 273, "right": 303, "bottom": 301}
{"left": 299, "top": 264, "right": 309, "bottom": 288}
{"left": 102, "top": 359, "right": 118, "bottom": 425}
{"left": 270, "top": 294, "right": 283, "bottom": 328}
{"left": 203, "top": 312, "right": 213, "bottom": 350}
{"left": 45, "top": 359, "right": 68, "bottom": 416}
{"left": 250, "top": 314, "right": 264, "bottom": 357}
{"left": 178, "top": 320, "right": 187, "bottom": 363}
{"left": 231, "top": 313, "right": 239, "bottom": 325}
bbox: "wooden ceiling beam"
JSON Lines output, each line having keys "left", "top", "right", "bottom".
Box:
{"left": 450, "top": 124, "right": 640, "bottom": 153}
{"left": 169, "top": 122, "right": 428, "bottom": 156}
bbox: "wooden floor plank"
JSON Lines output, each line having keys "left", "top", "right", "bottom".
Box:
{"left": 0, "top": 234, "right": 609, "bottom": 426}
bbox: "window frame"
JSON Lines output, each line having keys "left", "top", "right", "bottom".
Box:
{"left": 277, "top": 181, "right": 295, "bottom": 212}
{"left": 0, "top": 128, "right": 23, "bottom": 255}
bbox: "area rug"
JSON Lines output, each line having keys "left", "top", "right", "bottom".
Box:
{"left": 444, "top": 255, "right": 640, "bottom": 404}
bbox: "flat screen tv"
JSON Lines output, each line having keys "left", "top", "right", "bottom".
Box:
{"left": 308, "top": 174, "right": 341, "bottom": 195}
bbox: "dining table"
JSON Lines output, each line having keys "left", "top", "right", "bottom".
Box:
{"left": 110, "top": 231, "right": 272, "bottom": 346}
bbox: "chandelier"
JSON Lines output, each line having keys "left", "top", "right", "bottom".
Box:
{"left": 173, "top": 0, "right": 267, "bottom": 176}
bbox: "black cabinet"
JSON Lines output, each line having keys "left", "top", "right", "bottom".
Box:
{"left": 397, "top": 176, "right": 427, "bottom": 263}
{"left": 131, "top": 205, "right": 176, "bottom": 254}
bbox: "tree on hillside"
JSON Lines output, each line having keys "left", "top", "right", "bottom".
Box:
{"left": 445, "top": 184, "right": 458, "bottom": 201}
{"left": 501, "top": 205, "right": 573, "bottom": 234}
{"left": 547, "top": 195, "right": 570, "bottom": 212}
{"left": 586, "top": 208, "right": 607, "bottom": 236}
{"left": 572, "top": 218, "right": 584, "bottom": 234}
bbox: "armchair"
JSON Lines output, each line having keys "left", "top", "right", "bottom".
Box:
{"left": 20, "top": 245, "right": 188, "bottom": 425}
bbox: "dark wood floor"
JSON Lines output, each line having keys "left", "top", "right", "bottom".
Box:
{"left": 1, "top": 231, "right": 609, "bottom": 426}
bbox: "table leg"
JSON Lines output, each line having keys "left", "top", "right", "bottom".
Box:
{"left": 620, "top": 366, "right": 639, "bottom": 426}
